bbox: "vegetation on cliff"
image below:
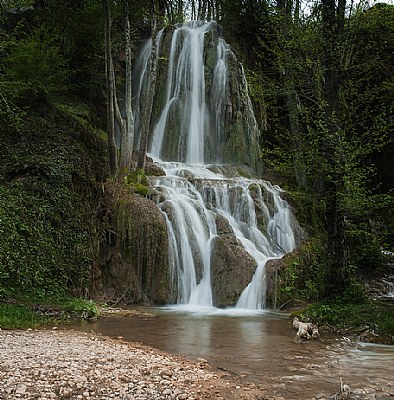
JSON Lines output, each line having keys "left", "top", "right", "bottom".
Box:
{"left": 0, "top": 90, "right": 107, "bottom": 320}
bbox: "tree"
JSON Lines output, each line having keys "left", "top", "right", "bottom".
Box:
{"left": 137, "top": 0, "right": 159, "bottom": 170}
{"left": 102, "top": 0, "right": 137, "bottom": 174}
{"left": 252, "top": 0, "right": 393, "bottom": 298}
{"left": 320, "top": 0, "right": 349, "bottom": 297}
{"left": 275, "top": 0, "right": 306, "bottom": 188}
{"left": 103, "top": 0, "right": 118, "bottom": 174}
{"left": 123, "top": 0, "right": 134, "bottom": 169}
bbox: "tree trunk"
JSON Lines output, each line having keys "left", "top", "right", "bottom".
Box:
{"left": 321, "top": 0, "right": 349, "bottom": 298}
{"left": 111, "top": 56, "right": 127, "bottom": 170}
{"left": 287, "top": 89, "right": 307, "bottom": 188}
{"left": 104, "top": 0, "right": 135, "bottom": 172}
{"left": 137, "top": 0, "right": 158, "bottom": 170}
{"left": 124, "top": 0, "right": 135, "bottom": 168}
{"left": 103, "top": 0, "right": 118, "bottom": 175}
{"left": 325, "top": 181, "right": 348, "bottom": 296}
{"left": 276, "top": 0, "right": 307, "bottom": 188}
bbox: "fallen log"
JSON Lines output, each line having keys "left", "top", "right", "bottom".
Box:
{"left": 292, "top": 317, "right": 320, "bottom": 340}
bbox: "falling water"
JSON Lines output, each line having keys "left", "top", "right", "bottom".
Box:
{"left": 133, "top": 21, "right": 299, "bottom": 309}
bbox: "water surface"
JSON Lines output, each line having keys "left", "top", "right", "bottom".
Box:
{"left": 69, "top": 306, "right": 394, "bottom": 399}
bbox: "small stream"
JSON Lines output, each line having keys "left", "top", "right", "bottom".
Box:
{"left": 69, "top": 307, "right": 394, "bottom": 399}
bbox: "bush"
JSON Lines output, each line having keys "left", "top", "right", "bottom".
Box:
{"left": 280, "top": 238, "right": 327, "bottom": 303}
{"left": 347, "top": 229, "right": 388, "bottom": 276}
{"left": 300, "top": 299, "right": 394, "bottom": 342}
{"left": 6, "top": 27, "right": 69, "bottom": 99}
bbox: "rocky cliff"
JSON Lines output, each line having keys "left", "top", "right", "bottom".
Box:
{"left": 94, "top": 183, "right": 169, "bottom": 304}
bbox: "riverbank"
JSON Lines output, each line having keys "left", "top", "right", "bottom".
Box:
{"left": 0, "top": 329, "right": 265, "bottom": 400}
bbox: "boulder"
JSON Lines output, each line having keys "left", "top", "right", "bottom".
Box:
{"left": 265, "top": 257, "right": 286, "bottom": 309}
{"left": 146, "top": 162, "right": 166, "bottom": 177}
{"left": 210, "top": 221, "right": 256, "bottom": 307}
{"left": 265, "top": 252, "right": 300, "bottom": 309}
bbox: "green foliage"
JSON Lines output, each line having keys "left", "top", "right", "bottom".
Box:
{"left": 1, "top": 1, "right": 34, "bottom": 10}
{"left": 347, "top": 228, "right": 391, "bottom": 275}
{"left": 279, "top": 238, "right": 327, "bottom": 304}
{"left": 0, "top": 3, "right": 109, "bottom": 318}
{"left": 1, "top": 0, "right": 106, "bottom": 108}
{"left": 124, "top": 169, "right": 149, "bottom": 196}
{"left": 253, "top": 2, "right": 394, "bottom": 300}
{"left": 0, "top": 304, "right": 50, "bottom": 329}
{"left": 0, "top": 184, "right": 91, "bottom": 294}
{"left": 299, "top": 299, "right": 394, "bottom": 343}
{"left": 60, "top": 298, "right": 98, "bottom": 317}
{"left": 8, "top": 35, "right": 66, "bottom": 88}
{"left": 54, "top": 102, "right": 92, "bottom": 125}
{"left": 0, "top": 81, "right": 27, "bottom": 130}
{"left": 0, "top": 295, "right": 99, "bottom": 329}
{"left": 44, "top": 0, "right": 104, "bottom": 97}
{"left": 0, "top": 16, "right": 72, "bottom": 138}
{"left": 0, "top": 30, "right": 26, "bottom": 129}
{"left": 4, "top": 27, "right": 69, "bottom": 99}
{"left": 0, "top": 101, "right": 107, "bottom": 300}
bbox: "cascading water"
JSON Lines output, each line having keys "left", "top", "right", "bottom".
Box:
{"left": 133, "top": 21, "right": 299, "bottom": 309}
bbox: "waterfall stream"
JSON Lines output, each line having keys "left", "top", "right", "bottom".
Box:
{"left": 133, "top": 21, "right": 299, "bottom": 309}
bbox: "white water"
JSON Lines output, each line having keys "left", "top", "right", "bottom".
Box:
{"left": 133, "top": 22, "right": 298, "bottom": 309}
{"left": 149, "top": 22, "right": 210, "bottom": 164}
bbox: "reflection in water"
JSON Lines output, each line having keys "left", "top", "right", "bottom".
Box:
{"left": 70, "top": 307, "right": 394, "bottom": 399}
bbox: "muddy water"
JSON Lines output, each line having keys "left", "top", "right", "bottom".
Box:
{"left": 70, "top": 307, "right": 394, "bottom": 399}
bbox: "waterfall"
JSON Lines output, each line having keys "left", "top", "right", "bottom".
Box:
{"left": 133, "top": 21, "right": 298, "bottom": 310}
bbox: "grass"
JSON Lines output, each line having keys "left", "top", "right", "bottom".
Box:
{"left": 297, "top": 299, "right": 394, "bottom": 344}
{"left": 0, "top": 291, "right": 99, "bottom": 329}
{"left": 0, "top": 303, "right": 51, "bottom": 329}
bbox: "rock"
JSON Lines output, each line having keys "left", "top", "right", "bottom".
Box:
{"left": 96, "top": 185, "right": 170, "bottom": 304}
{"left": 15, "top": 385, "right": 26, "bottom": 394}
{"left": 146, "top": 163, "right": 166, "bottom": 177}
{"left": 160, "top": 369, "right": 173, "bottom": 378}
{"left": 265, "top": 251, "right": 304, "bottom": 309}
{"left": 2, "top": 330, "right": 259, "bottom": 400}
{"left": 210, "top": 235, "right": 256, "bottom": 307}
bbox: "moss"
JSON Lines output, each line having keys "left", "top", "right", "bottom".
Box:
{"left": 0, "top": 100, "right": 107, "bottom": 302}
{"left": 275, "top": 238, "right": 327, "bottom": 306}
{"left": 133, "top": 183, "right": 149, "bottom": 196}
{"left": 95, "top": 182, "right": 170, "bottom": 304}
{"left": 123, "top": 169, "right": 149, "bottom": 196}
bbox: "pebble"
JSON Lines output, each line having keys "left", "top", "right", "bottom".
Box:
{"left": 0, "top": 330, "right": 252, "bottom": 400}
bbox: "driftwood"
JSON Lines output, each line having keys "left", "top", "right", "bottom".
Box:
{"left": 292, "top": 317, "right": 320, "bottom": 340}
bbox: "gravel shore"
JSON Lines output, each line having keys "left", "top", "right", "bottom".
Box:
{"left": 0, "top": 329, "right": 264, "bottom": 400}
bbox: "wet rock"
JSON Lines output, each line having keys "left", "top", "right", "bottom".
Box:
{"left": 265, "top": 251, "right": 304, "bottom": 309}
{"left": 364, "top": 271, "right": 394, "bottom": 302}
{"left": 210, "top": 235, "right": 256, "bottom": 307}
{"left": 96, "top": 185, "right": 170, "bottom": 304}
{"left": 146, "top": 162, "right": 166, "bottom": 177}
